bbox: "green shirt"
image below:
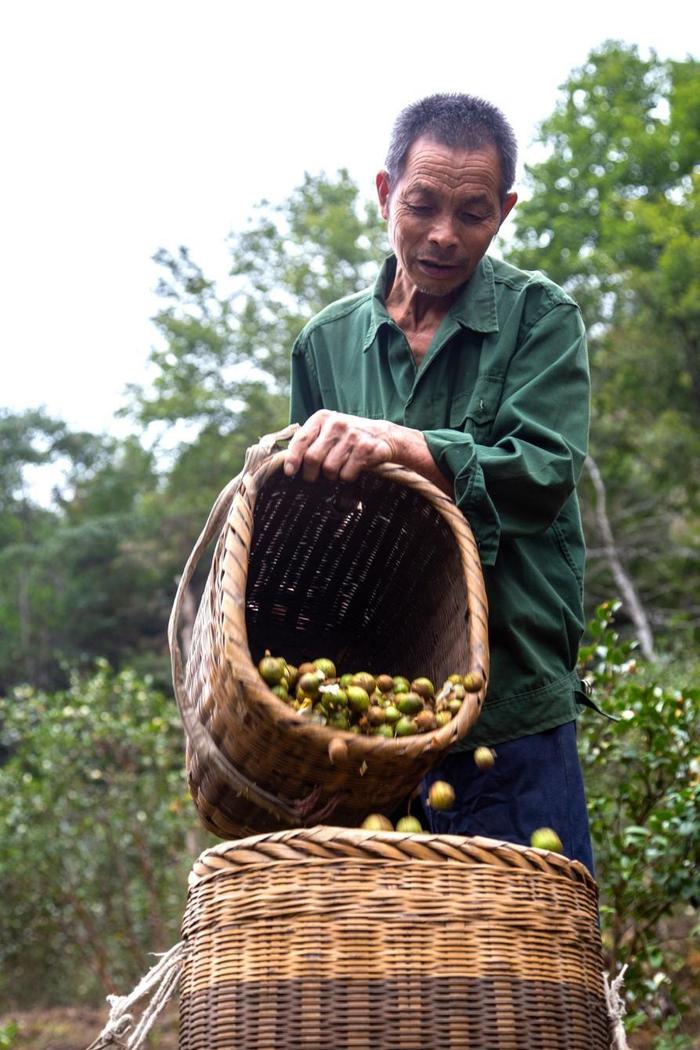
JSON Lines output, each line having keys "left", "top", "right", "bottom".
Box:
{"left": 290, "top": 254, "right": 591, "bottom": 748}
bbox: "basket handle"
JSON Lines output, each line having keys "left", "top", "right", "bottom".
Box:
{"left": 168, "top": 425, "right": 305, "bottom": 827}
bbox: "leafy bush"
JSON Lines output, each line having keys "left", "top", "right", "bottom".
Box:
{"left": 579, "top": 602, "right": 700, "bottom": 1047}
{"left": 0, "top": 663, "right": 213, "bottom": 1007}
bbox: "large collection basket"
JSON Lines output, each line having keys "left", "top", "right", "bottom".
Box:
{"left": 179, "top": 826, "right": 612, "bottom": 1049}
{"left": 169, "top": 427, "right": 489, "bottom": 840}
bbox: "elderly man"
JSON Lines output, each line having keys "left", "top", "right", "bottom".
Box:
{"left": 284, "top": 93, "right": 594, "bottom": 872}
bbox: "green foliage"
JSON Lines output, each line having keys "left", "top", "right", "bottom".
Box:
{"left": 579, "top": 602, "right": 700, "bottom": 1045}
{"left": 0, "top": 1022, "right": 17, "bottom": 1050}
{"left": 506, "top": 42, "right": 700, "bottom": 646}
{"left": 0, "top": 663, "right": 213, "bottom": 1007}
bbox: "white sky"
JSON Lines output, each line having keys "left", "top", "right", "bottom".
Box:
{"left": 1, "top": 1, "right": 694, "bottom": 436}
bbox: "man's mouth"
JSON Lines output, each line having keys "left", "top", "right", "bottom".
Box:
{"left": 418, "top": 258, "right": 460, "bottom": 277}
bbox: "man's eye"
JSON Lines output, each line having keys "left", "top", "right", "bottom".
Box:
{"left": 407, "top": 203, "right": 431, "bottom": 214}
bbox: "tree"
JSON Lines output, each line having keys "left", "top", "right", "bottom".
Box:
{"left": 124, "top": 170, "right": 387, "bottom": 522}
{"left": 505, "top": 43, "right": 700, "bottom": 645}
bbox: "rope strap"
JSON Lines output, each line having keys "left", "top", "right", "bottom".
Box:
{"left": 85, "top": 941, "right": 185, "bottom": 1050}
{"left": 604, "top": 963, "right": 631, "bottom": 1050}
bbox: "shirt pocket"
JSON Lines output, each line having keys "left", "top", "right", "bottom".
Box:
{"left": 448, "top": 373, "right": 503, "bottom": 437}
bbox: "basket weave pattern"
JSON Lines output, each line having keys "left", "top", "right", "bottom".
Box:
{"left": 179, "top": 827, "right": 610, "bottom": 1049}
{"left": 171, "top": 431, "right": 489, "bottom": 839}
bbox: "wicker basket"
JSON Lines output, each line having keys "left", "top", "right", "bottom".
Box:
{"left": 169, "top": 427, "right": 489, "bottom": 840}
{"left": 179, "top": 826, "right": 611, "bottom": 1049}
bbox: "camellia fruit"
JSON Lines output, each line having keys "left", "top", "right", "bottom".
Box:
{"left": 396, "top": 815, "right": 423, "bottom": 834}
{"left": 530, "top": 827, "right": 563, "bottom": 853}
{"left": 462, "top": 671, "right": 484, "bottom": 692}
{"left": 258, "top": 654, "right": 286, "bottom": 686}
{"left": 473, "top": 746, "right": 496, "bottom": 770}
{"left": 313, "top": 657, "right": 336, "bottom": 679}
{"left": 361, "top": 814, "right": 393, "bottom": 831}
{"left": 428, "top": 780, "right": 456, "bottom": 810}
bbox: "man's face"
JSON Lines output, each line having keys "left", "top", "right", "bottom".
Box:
{"left": 376, "top": 136, "right": 517, "bottom": 298}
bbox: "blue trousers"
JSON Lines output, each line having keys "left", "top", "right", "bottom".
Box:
{"left": 420, "top": 721, "right": 595, "bottom": 875}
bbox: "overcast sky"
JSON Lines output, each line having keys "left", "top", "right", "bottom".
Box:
{"left": 1, "top": 1, "right": 694, "bottom": 435}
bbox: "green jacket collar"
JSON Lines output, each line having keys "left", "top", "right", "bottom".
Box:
{"left": 363, "top": 254, "right": 500, "bottom": 352}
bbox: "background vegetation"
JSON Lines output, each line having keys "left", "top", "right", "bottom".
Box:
{"left": 0, "top": 42, "right": 698, "bottom": 1047}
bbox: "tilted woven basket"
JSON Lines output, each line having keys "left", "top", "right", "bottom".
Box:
{"left": 179, "top": 826, "right": 611, "bottom": 1049}
{"left": 169, "top": 427, "right": 489, "bottom": 839}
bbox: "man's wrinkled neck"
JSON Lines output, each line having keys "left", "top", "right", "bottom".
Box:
{"left": 385, "top": 264, "right": 461, "bottom": 329}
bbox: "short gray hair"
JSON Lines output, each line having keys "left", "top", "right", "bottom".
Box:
{"left": 385, "top": 93, "right": 518, "bottom": 201}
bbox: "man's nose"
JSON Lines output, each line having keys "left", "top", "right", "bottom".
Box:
{"left": 428, "top": 215, "right": 458, "bottom": 250}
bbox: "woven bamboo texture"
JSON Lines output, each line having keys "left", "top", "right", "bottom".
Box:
{"left": 179, "top": 826, "right": 611, "bottom": 1049}
{"left": 169, "top": 427, "right": 490, "bottom": 840}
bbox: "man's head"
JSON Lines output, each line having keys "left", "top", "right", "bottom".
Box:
{"left": 384, "top": 93, "right": 517, "bottom": 204}
{"left": 376, "top": 94, "right": 518, "bottom": 299}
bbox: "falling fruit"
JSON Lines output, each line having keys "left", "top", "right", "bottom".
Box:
{"left": 428, "top": 780, "right": 455, "bottom": 810}
{"left": 473, "top": 746, "right": 496, "bottom": 770}
{"left": 530, "top": 827, "right": 563, "bottom": 853}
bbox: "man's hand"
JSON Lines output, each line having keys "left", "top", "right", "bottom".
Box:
{"left": 284, "top": 411, "right": 397, "bottom": 482}
{"left": 284, "top": 410, "right": 453, "bottom": 497}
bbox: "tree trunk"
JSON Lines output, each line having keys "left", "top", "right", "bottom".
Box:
{"left": 584, "top": 455, "right": 656, "bottom": 660}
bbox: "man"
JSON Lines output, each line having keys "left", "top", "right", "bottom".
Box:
{"left": 284, "top": 93, "right": 594, "bottom": 872}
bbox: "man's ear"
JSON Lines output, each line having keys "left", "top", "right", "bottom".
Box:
{"left": 500, "top": 191, "right": 518, "bottom": 226}
{"left": 376, "top": 170, "right": 392, "bottom": 220}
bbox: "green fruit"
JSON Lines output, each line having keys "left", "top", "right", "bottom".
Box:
{"left": 361, "top": 813, "right": 393, "bottom": 831}
{"left": 346, "top": 686, "right": 370, "bottom": 714}
{"left": 271, "top": 684, "right": 289, "bottom": 701}
{"left": 352, "top": 672, "right": 376, "bottom": 695}
{"left": 298, "top": 671, "right": 324, "bottom": 697}
{"left": 448, "top": 698, "right": 463, "bottom": 715}
{"left": 530, "top": 827, "right": 563, "bottom": 854}
{"left": 448, "top": 673, "right": 462, "bottom": 684}
{"left": 396, "top": 815, "right": 423, "bottom": 833}
{"left": 258, "top": 654, "right": 286, "bottom": 686}
{"left": 339, "top": 673, "right": 355, "bottom": 689}
{"left": 284, "top": 664, "right": 299, "bottom": 689}
{"left": 411, "top": 677, "right": 435, "bottom": 700}
{"left": 394, "top": 717, "right": 417, "bottom": 737}
{"left": 392, "top": 676, "right": 410, "bottom": 694}
{"left": 473, "top": 746, "right": 496, "bottom": 770}
{"left": 318, "top": 686, "right": 347, "bottom": 711}
{"left": 462, "top": 671, "right": 484, "bottom": 693}
{"left": 428, "top": 780, "right": 455, "bottom": 810}
{"left": 372, "top": 724, "right": 394, "bottom": 738}
{"left": 435, "top": 710, "right": 452, "bottom": 728}
{"left": 383, "top": 705, "right": 401, "bottom": 724}
{"left": 327, "top": 711, "right": 350, "bottom": 731}
{"left": 397, "top": 692, "right": 424, "bottom": 716}
{"left": 313, "top": 657, "right": 336, "bottom": 678}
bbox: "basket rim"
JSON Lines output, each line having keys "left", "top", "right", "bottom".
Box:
{"left": 187, "top": 825, "right": 598, "bottom": 892}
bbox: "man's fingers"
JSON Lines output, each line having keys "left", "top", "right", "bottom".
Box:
{"left": 284, "top": 416, "right": 322, "bottom": 475}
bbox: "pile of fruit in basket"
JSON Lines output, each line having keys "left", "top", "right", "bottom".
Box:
{"left": 257, "top": 652, "right": 483, "bottom": 737}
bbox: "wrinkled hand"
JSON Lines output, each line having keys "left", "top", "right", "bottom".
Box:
{"left": 284, "top": 411, "right": 398, "bottom": 482}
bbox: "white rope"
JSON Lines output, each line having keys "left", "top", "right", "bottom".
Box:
{"left": 85, "top": 941, "right": 186, "bottom": 1050}
{"left": 604, "top": 963, "right": 631, "bottom": 1050}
